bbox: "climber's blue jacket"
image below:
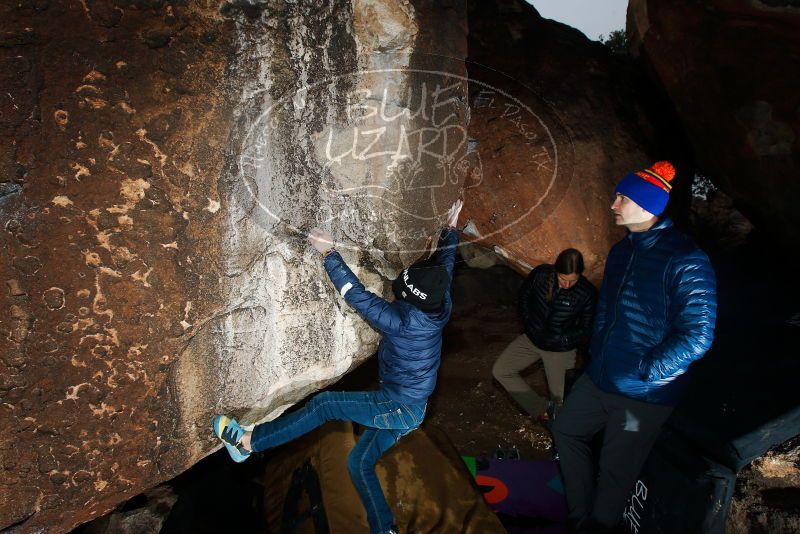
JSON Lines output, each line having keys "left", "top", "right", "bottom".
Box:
{"left": 323, "top": 228, "right": 458, "bottom": 404}
{"left": 586, "top": 218, "right": 717, "bottom": 405}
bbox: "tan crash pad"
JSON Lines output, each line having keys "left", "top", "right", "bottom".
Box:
{"left": 262, "top": 421, "right": 505, "bottom": 533}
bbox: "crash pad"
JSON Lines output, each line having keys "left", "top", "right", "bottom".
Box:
{"left": 463, "top": 456, "right": 567, "bottom": 523}
{"left": 262, "top": 422, "right": 505, "bottom": 533}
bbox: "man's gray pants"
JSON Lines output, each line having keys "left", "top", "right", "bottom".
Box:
{"left": 551, "top": 375, "right": 673, "bottom": 528}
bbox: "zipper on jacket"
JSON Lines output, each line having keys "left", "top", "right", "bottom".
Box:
{"left": 599, "top": 244, "right": 636, "bottom": 385}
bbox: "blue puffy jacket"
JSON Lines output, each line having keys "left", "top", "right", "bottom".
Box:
{"left": 586, "top": 218, "right": 717, "bottom": 405}
{"left": 323, "top": 228, "right": 458, "bottom": 404}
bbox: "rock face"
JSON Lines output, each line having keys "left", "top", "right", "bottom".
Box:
{"left": 728, "top": 437, "right": 800, "bottom": 533}
{"left": 628, "top": 0, "right": 800, "bottom": 241}
{"left": 462, "top": 0, "right": 668, "bottom": 283}
{"left": 0, "top": 1, "right": 466, "bottom": 532}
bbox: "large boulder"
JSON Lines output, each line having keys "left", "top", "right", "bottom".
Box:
{"left": 0, "top": 1, "right": 466, "bottom": 531}
{"left": 461, "top": 0, "right": 672, "bottom": 283}
{"left": 628, "top": 0, "right": 800, "bottom": 241}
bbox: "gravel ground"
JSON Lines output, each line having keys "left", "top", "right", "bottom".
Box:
{"left": 425, "top": 297, "right": 555, "bottom": 460}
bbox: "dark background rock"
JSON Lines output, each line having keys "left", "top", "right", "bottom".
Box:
{"left": 461, "top": 0, "right": 690, "bottom": 284}
{"left": 629, "top": 0, "right": 800, "bottom": 242}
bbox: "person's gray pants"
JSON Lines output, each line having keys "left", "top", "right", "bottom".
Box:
{"left": 492, "top": 333, "right": 576, "bottom": 417}
{"left": 551, "top": 374, "right": 673, "bottom": 528}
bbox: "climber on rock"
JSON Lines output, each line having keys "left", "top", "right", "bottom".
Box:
{"left": 213, "top": 199, "right": 463, "bottom": 534}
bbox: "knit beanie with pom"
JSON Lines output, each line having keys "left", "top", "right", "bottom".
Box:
{"left": 614, "top": 161, "right": 676, "bottom": 216}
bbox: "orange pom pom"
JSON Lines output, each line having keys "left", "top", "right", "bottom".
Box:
{"left": 649, "top": 161, "right": 676, "bottom": 182}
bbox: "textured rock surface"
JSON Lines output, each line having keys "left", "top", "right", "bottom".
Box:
{"left": 461, "top": 0, "right": 666, "bottom": 283}
{"left": 628, "top": 0, "right": 800, "bottom": 241}
{"left": 728, "top": 437, "right": 800, "bottom": 533}
{"left": 0, "top": 1, "right": 466, "bottom": 532}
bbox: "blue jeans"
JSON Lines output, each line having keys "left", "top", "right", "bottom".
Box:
{"left": 250, "top": 390, "right": 427, "bottom": 533}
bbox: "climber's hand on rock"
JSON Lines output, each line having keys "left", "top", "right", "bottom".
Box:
{"left": 308, "top": 228, "right": 335, "bottom": 255}
{"left": 446, "top": 198, "right": 464, "bottom": 228}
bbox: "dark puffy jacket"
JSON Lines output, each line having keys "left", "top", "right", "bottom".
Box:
{"left": 586, "top": 218, "right": 717, "bottom": 405}
{"left": 323, "top": 228, "right": 458, "bottom": 404}
{"left": 520, "top": 265, "right": 597, "bottom": 352}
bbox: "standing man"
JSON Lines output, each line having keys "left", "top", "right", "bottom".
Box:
{"left": 493, "top": 248, "right": 596, "bottom": 421}
{"left": 551, "top": 162, "right": 717, "bottom": 532}
{"left": 213, "top": 200, "right": 463, "bottom": 534}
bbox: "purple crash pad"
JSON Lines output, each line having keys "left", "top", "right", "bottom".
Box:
{"left": 464, "top": 456, "right": 568, "bottom": 522}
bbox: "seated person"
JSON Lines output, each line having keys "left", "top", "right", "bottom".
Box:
{"left": 492, "top": 248, "right": 596, "bottom": 420}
